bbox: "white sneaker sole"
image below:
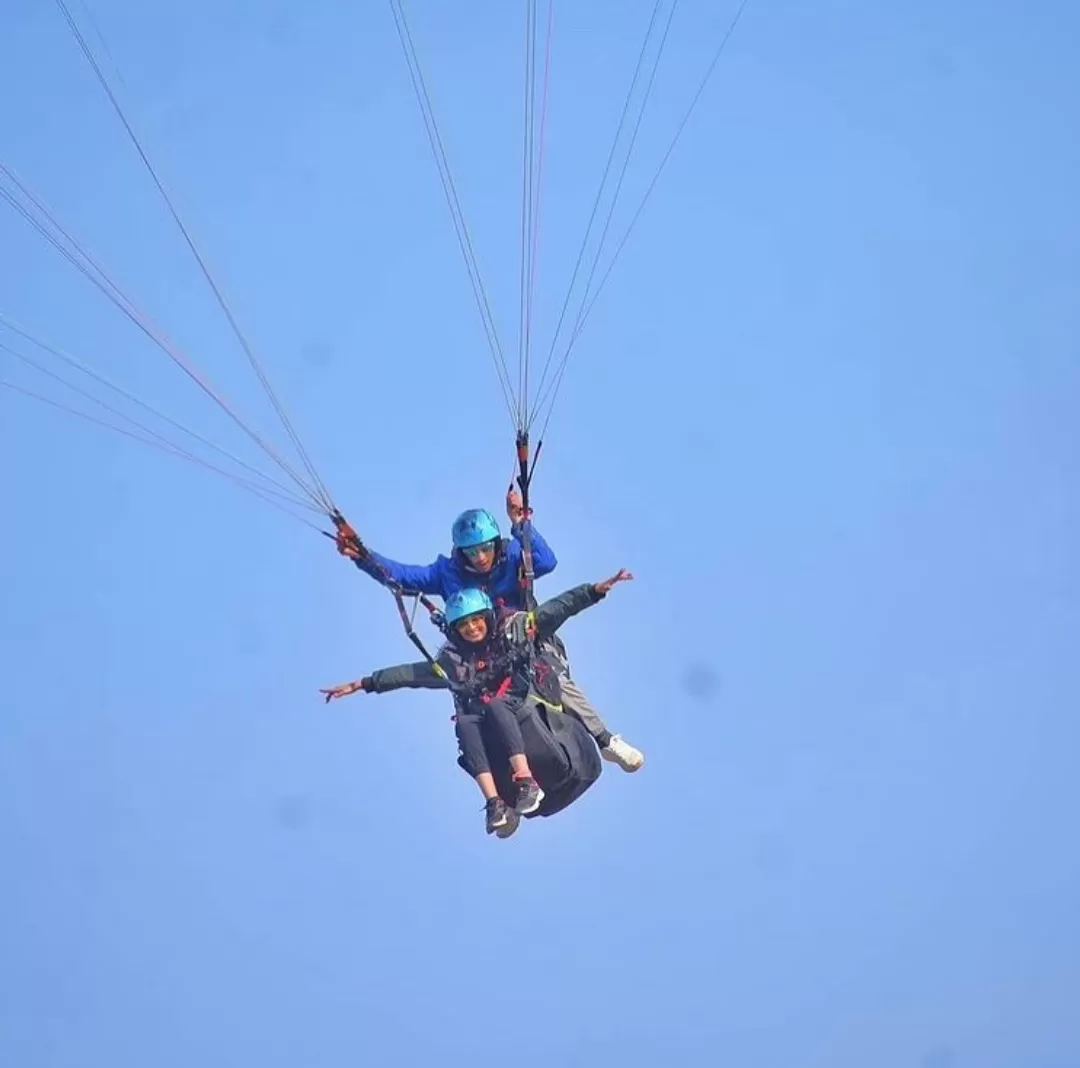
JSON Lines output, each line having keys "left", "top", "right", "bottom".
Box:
{"left": 516, "top": 788, "right": 545, "bottom": 815}
{"left": 601, "top": 748, "right": 645, "bottom": 772}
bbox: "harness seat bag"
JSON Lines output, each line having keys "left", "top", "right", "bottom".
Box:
{"left": 458, "top": 699, "right": 602, "bottom": 818}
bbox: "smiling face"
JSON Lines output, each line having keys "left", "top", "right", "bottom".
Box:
{"left": 461, "top": 539, "right": 497, "bottom": 574}
{"left": 455, "top": 613, "right": 490, "bottom": 644}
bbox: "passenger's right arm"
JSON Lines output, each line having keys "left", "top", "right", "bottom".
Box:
{"left": 367, "top": 660, "right": 450, "bottom": 693}
{"left": 320, "top": 659, "right": 451, "bottom": 703}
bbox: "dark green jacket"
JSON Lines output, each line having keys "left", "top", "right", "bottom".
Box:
{"left": 366, "top": 582, "right": 606, "bottom": 702}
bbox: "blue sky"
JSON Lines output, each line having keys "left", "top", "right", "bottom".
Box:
{"left": 2, "top": 1, "right": 1078, "bottom": 1066}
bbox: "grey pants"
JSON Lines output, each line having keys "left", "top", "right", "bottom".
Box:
{"left": 542, "top": 637, "right": 611, "bottom": 742}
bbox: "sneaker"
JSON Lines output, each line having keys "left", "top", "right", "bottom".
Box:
{"left": 601, "top": 734, "right": 645, "bottom": 772}
{"left": 513, "top": 777, "right": 545, "bottom": 815}
{"left": 494, "top": 807, "right": 521, "bottom": 839}
{"left": 485, "top": 797, "right": 511, "bottom": 834}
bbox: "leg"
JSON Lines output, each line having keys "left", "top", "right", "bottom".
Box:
{"left": 540, "top": 638, "right": 611, "bottom": 741}
{"left": 484, "top": 697, "right": 545, "bottom": 814}
{"left": 557, "top": 674, "right": 614, "bottom": 743}
{"left": 455, "top": 710, "right": 517, "bottom": 835}
{"left": 558, "top": 671, "right": 646, "bottom": 774}
{"left": 473, "top": 772, "right": 499, "bottom": 801}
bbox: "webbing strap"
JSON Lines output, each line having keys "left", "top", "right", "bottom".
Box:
{"left": 326, "top": 510, "right": 448, "bottom": 680}
{"left": 515, "top": 430, "right": 540, "bottom": 612}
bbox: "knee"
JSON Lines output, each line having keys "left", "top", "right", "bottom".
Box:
{"left": 455, "top": 716, "right": 488, "bottom": 770}
{"left": 458, "top": 751, "right": 489, "bottom": 777}
{"left": 456, "top": 739, "right": 490, "bottom": 777}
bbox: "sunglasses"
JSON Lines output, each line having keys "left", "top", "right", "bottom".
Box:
{"left": 462, "top": 540, "right": 496, "bottom": 559}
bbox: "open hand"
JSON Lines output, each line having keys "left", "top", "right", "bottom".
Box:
{"left": 320, "top": 679, "right": 368, "bottom": 703}
{"left": 594, "top": 568, "right": 634, "bottom": 596}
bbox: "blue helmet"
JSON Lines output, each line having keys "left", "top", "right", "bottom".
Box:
{"left": 451, "top": 508, "right": 500, "bottom": 550}
{"left": 444, "top": 587, "right": 494, "bottom": 627}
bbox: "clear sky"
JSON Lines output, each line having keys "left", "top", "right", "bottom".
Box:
{"left": 2, "top": 2, "right": 1078, "bottom": 1066}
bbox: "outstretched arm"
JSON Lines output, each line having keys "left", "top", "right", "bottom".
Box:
{"left": 321, "top": 659, "right": 450, "bottom": 702}
{"left": 332, "top": 522, "right": 445, "bottom": 595}
{"left": 506, "top": 569, "right": 634, "bottom": 643}
{"left": 350, "top": 547, "right": 445, "bottom": 595}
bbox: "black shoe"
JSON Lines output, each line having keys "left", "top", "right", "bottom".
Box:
{"left": 513, "top": 777, "right": 545, "bottom": 815}
{"left": 485, "top": 797, "right": 510, "bottom": 835}
{"left": 494, "top": 807, "right": 521, "bottom": 839}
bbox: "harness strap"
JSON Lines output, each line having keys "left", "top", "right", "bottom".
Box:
{"left": 327, "top": 509, "right": 450, "bottom": 681}
{"left": 514, "top": 430, "right": 538, "bottom": 612}
{"left": 479, "top": 674, "right": 516, "bottom": 704}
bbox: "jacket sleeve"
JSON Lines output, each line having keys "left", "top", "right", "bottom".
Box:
{"left": 367, "top": 660, "right": 451, "bottom": 693}
{"left": 515, "top": 520, "right": 557, "bottom": 578}
{"left": 352, "top": 548, "right": 446, "bottom": 595}
{"left": 531, "top": 583, "right": 605, "bottom": 639}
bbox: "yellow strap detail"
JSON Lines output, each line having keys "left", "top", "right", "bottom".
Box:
{"left": 527, "top": 690, "right": 563, "bottom": 713}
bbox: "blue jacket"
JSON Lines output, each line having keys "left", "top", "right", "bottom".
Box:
{"left": 353, "top": 520, "right": 557, "bottom": 610}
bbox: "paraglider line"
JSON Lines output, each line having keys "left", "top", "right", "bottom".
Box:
{"left": 0, "top": 378, "right": 324, "bottom": 528}
{"left": 563, "top": 0, "right": 680, "bottom": 356}
{"left": 0, "top": 161, "right": 323, "bottom": 507}
{"left": 576, "top": 0, "right": 753, "bottom": 341}
{"left": 528, "top": 0, "right": 668, "bottom": 418}
{"left": 516, "top": 0, "right": 539, "bottom": 430}
{"left": 0, "top": 313, "right": 308, "bottom": 504}
{"left": 531, "top": 0, "right": 753, "bottom": 439}
{"left": 388, "top": 0, "right": 518, "bottom": 426}
{"left": 523, "top": 0, "right": 555, "bottom": 430}
{"left": 52, "top": 0, "right": 336, "bottom": 513}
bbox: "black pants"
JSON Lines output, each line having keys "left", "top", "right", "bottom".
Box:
{"left": 455, "top": 697, "right": 526, "bottom": 777}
